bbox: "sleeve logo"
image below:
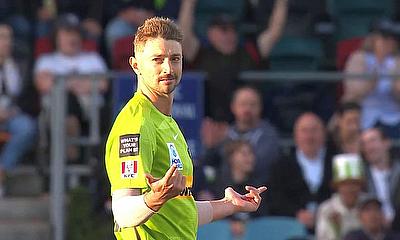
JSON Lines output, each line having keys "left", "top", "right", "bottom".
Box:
{"left": 167, "top": 143, "right": 183, "bottom": 170}
{"left": 121, "top": 160, "right": 138, "bottom": 178}
{"left": 119, "top": 134, "right": 140, "bottom": 157}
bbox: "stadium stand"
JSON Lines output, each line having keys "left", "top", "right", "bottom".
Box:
{"left": 268, "top": 36, "right": 324, "bottom": 71}
{"left": 197, "top": 220, "right": 233, "bottom": 240}
{"left": 243, "top": 216, "right": 308, "bottom": 240}
{"left": 327, "top": 0, "right": 394, "bottom": 39}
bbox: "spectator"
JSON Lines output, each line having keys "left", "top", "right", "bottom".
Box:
{"left": 0, "top": 1, "right": 34, "bottom": 56}
{"left": 105, "top": 0, "right": 155, "bottom": 56}
{"left": 196, "top": 117, "right": 228, "bottom": 197}
{"left": 34, "top": 13, "right": 108, "bottom": 161}
{"left": 343, "top": 18, "right": 400, "bottom": 139}
{"left": 200, "top": 86, "right": 280, "bottom": 183}
{"left": 316, "top": 153, "right": 365, "bottom": 240}
{"left": 0, "top": 23, "right": 37, "bottom": 197}
{"left": 327, "top": 101, "right": 362, "bottom": 154}
{"left": 268, "top": 112, "right": 334, "bottom": 231}
{"left": 35, "top": 13, "right": 108, "bottom": 117}
{"left": 227, "top": 86, "right": 280, "bottom": 182}
{"left": 344, "top": 196, "right": 400, "bottom": 240}
{"left": 361, "top": 127, "right": 400, "bottom": 226}
{"left": 212, "top": 139, "right": 266, "bottom": 237}
{"left": 199, "top": 117, "right": 229, "bottom": 169}
{"left": 212, "top": 139, "right": 263, "bottom": 204}
{"left": 36, "top": 0, "right": 105, "bottom": 41}
{"left": 179, "top": 0, "right": 288, "bottom": 121}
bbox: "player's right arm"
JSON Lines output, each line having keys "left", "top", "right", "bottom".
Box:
{"left": 111, "top": 165, "right": 186, "bottom": 227}
{"left": 105, "top": 112, "right": 159, "bottom": 228}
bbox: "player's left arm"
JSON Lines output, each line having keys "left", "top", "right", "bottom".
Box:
{"left": 196, "top": 186, "right": 267, "bottom": 226}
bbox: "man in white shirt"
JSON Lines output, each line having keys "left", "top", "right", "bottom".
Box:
{"left": 34, "top": 13, "right": 108, "bottom": 161}
{"left": 268, "top": 112, "right": 334, "bottom": 232}
{"left": 34, "top": 13, "right": 108, "bottom": 114}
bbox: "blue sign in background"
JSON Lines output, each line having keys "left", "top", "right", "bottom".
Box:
{"left": 113, "top": 72, "right": 205, "bottom": 161}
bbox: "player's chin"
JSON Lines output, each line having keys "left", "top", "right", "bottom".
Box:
{"left": 163, "top": 86, "right": 177, "bottom": 95}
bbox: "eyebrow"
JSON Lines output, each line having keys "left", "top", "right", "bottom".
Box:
{"left": 150, "top": 53, "right": 182, "bottom": 58}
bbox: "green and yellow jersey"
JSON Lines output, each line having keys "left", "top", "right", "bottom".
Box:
{"left": 105, "top": 92, "right": 198, "bottom": 240}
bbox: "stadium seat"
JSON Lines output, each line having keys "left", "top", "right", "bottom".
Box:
{"left": 268, "top": 36, "right": 324, "bottom": 71}
{"left": 197, "top": 220, "right": 232, "bottom": 240}
{"left": 243, "top": 216, "right": 308, "bottom": 240}
{"left": 336, "top": 37, "right": 364, "bottom": 70}
{"left": 336, "top": 15, "right": 378, "bottom": 40}
{"left": 327, "top": 0, "right": 393, "bottom": 17}
{"left": 112, "top": 36, "right": 133, "bottom": 71}
{"left": 327, "top": 0, "right": 394, "bottom": 40}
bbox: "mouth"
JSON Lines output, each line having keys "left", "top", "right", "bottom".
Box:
{"left": 159, "top": 76, "right": 176, "bottom": 85}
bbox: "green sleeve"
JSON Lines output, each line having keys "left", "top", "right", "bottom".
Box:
{"left": 106, "top": 119, "right": 156, "bottom": 192}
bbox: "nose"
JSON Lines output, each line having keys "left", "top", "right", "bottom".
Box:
{"left": 162, "top": 59, "right": 172, "bottom": 74}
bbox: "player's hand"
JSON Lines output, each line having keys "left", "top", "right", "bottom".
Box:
{"left": 224, "top": 186, "right": 267, "bottom": 213}
{"left": 144, "top": 164, "right": 186, "bottom": 211}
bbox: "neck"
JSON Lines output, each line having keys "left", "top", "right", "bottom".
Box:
{"left": 139, "top": 86, "right": 173, "bottom": 116}
{"left": 301, "top": 149, "right": 320, "bottom": 160}
{"left": 236, "top": 119, "right": 259, "bottom": 132}
{"left": 340, "top": 196, "right": 357, "bottom": 209}
{"left": 339, "top": 131, "right": 360, "bottom": 153}
{"left": 231, "top": 168, "right": 248, "bottom": 183}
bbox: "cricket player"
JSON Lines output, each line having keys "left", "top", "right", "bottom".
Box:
{"left": 105, "top": 16, "right": 267, "bottom": 239}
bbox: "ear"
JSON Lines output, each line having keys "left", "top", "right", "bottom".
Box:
{"left": 129, "top": 56, "right": 140, "bottom": 76}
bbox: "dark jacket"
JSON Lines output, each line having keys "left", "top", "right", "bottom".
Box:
{"left": 364, "top": 161, "right": 400, "bottom": 211}
{"left": 267, "top": 147, "right": 334, "bottom": 216}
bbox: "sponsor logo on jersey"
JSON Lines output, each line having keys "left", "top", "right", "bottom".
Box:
{"left": 167, "top": 143, "right": 183, "bottom": 170}
{"left": 121, "top": 160, "right": 138, "bottom": 178}
{"left": 119, "top": 134, "right": 140, "bottom": 157}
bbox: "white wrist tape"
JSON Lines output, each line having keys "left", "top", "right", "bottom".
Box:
{"left": 196, "top": 201, "right": 213, "bottom": 226}
{"left": 112, "top": 194, "right": 155, "bottom": 228}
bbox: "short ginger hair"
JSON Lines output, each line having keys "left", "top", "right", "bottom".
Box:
{"left": 133, "top": 17, "right": 183, "bottom": 55}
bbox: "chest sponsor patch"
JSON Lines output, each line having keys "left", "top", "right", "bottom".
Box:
{"left": 121, "top": 160, "right": 138, "bottom": 179}
{"left": 119, "top": 134, "right": 139, "bottom": 157}
{"left": 167, "top": 143, "right": 183, "bottom": 170}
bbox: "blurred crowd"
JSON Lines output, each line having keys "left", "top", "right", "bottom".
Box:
{"left": 0, "top": 0, "right": 400, "bottom": 239}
